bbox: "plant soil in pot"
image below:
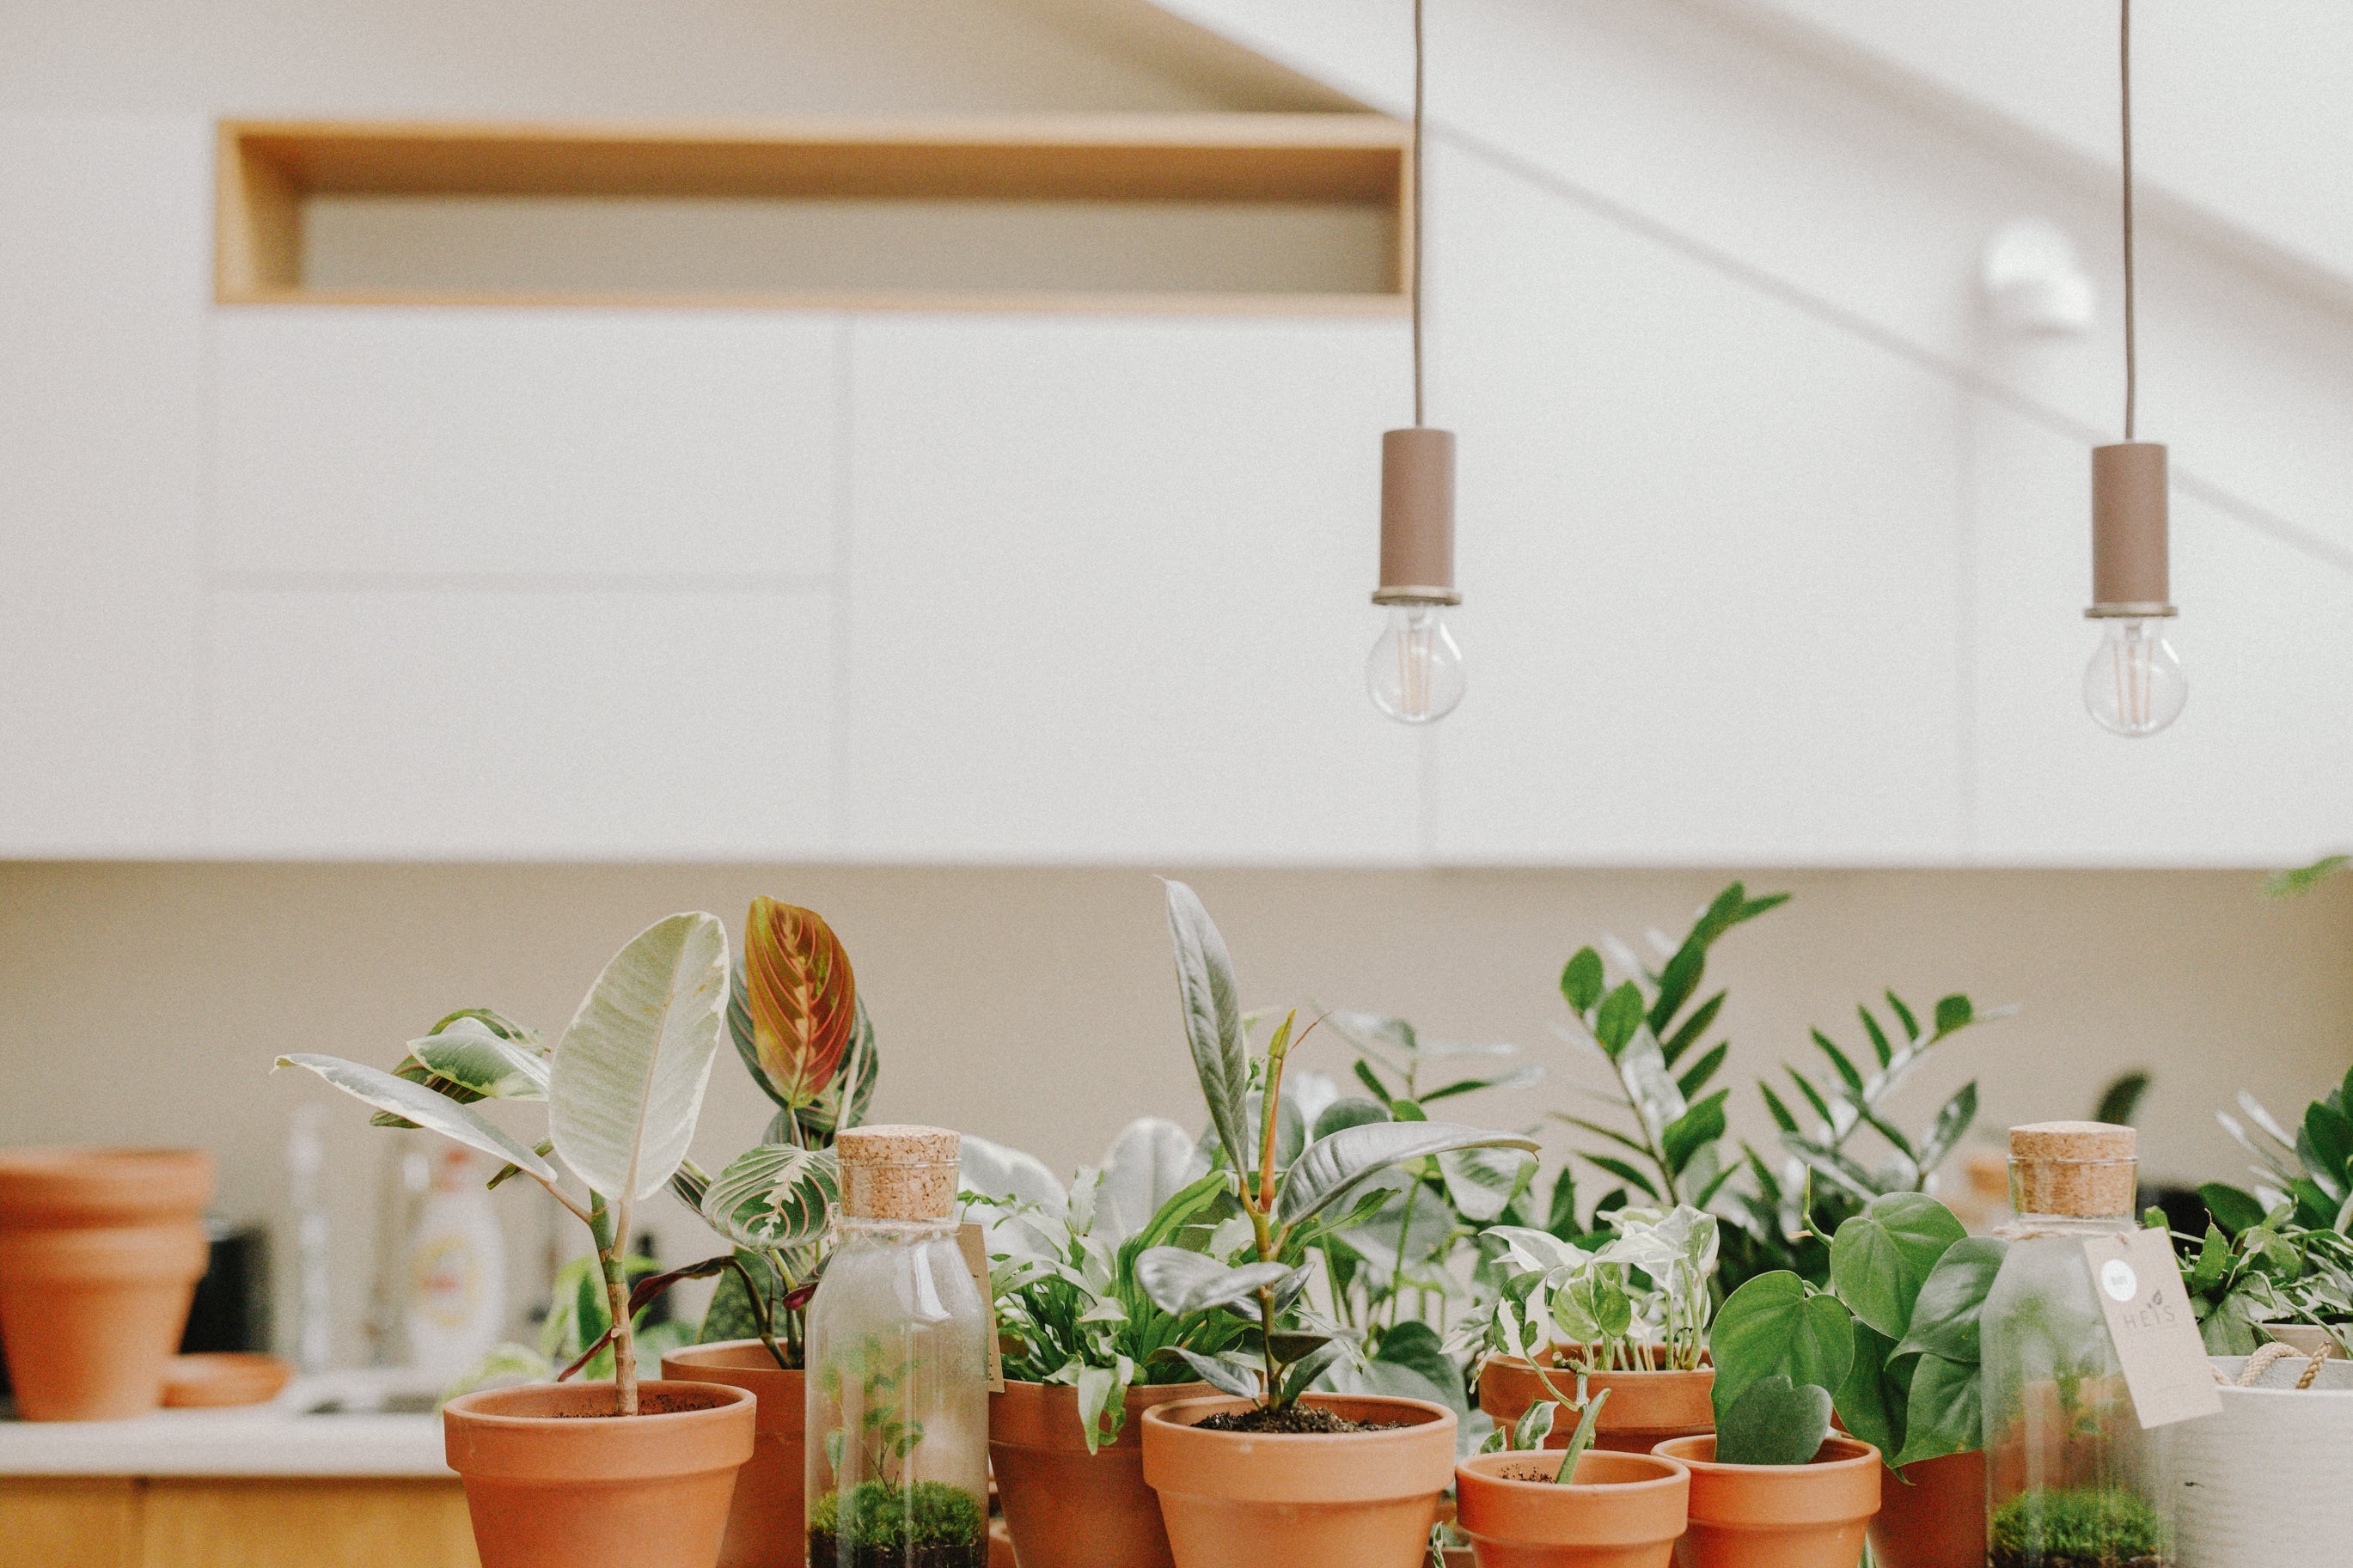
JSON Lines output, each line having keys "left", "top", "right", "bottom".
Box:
{"left": 1653, "top": 1434, "right": 1880, "bottom": 1568}
{"left": 1454, "top": 1448, "right": 1690, "bottom": 1568}
{"left": 1479, "top": 1356, "right": 1715, "bottom": 1455}
{"left": 0, "top": 1148, "right": 214, "bottom": 1421}
{"left": 1867, "top": 1449, "right": 1985, "bottom": 1568}
{"left": 1141, "top": 1392, "right": 1457, "bottom": 1568}
{"left": 989, "top": 1379, "right": 1207, "bottom": 1568}
{"left": 444, "top": 1379, "right": 755, "bottom": 1568}
{"left": 662, "top": 1340, "right": 804, "bottom": 1568}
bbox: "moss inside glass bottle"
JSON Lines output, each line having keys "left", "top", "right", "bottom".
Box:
{"left": 1979, "top": 1121, "right": 2176, "bottom": 1568}
{"left": 805, "top": 1125, "right": 989, "bottom": 1568}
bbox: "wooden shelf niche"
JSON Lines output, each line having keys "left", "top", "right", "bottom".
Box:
{"left": 217, "top": 117, "right": 1411, "bottom": 313}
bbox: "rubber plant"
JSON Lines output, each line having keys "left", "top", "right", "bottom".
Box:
{"left": 1133, "top": 880, "right": 1538, "bottom": 1419}
{"left": 278, "top": 912, "right": 731, "bottom": 1415}
{"left": 1713, "top": 1191, "right": 2005, "bottom": 1471}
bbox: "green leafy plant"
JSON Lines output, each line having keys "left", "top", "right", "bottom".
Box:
{"left": 1468, "top": 1205, "right": 1720, "bottom": 1376}
{"left": 1719, "top": 988, "right": 1996, "bottom": 1295}
{"left": 959, "top": 1119, "right": 1250, "bottom": 1452}
{"left": 1552, "top": 883, "right": 1788, "bottom": 1211}
{"left": 1132, "top": 881, "right": 1537, "bottom": 1423}
{"left": 2170, "top": 1194, "right": 2353, "bottom": 1353}
{"left": 1989, "top": 1486, "right": 2167, "bottom": 1568}
{"left": 1713, "top": 1193, "right": 2002, "bottom": 1471}
{"left": 278, "top": 912, "right": 731, "bottom": 1415}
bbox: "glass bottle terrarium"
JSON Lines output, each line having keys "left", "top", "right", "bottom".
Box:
{"left": 805, "top": 1125, "right": 990, "bottom": 1568}
{"left": 1980, "top": 1122, "right": 2177, "bottom": 1568}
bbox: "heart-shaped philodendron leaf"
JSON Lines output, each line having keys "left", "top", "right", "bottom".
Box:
{"left": 1714, "top": 1373, "right": 1833, "bottom": 1467}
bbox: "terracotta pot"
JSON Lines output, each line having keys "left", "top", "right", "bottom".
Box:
{"left": 1140, "top": 1393, "right": 1456, "bottom": 1568}
{"left": 660, "top": 1341, "right": 803, "bottom": 1568}
{"left": 0, "top": 1148, "right": 214, "bottom": 1421}
{"left": 443, "top": 1379, "right": 756, "bottom": 1568}
{"left": 990, "top": 1378, "right": 1208, "bottom": 1568}
{"left": 1652, "top": 1434, "right": 1879, "bottom": 1568}
{"left": 1454, "top": 1448, "right": 1690, "bottom": 1568}
{"left": 1866, "top": 1449, "right": 1983, "bottom": 1568}
{"left": 1479, "top": 1356, "right": 1714, "bottom": 1455}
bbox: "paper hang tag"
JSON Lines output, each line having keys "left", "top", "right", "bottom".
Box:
{"left": 2085, "top": 1229, "right": 2221, "bottom": 1429}
{"left": 956, "top": 1222, "right": 1005, "bottom": 1394}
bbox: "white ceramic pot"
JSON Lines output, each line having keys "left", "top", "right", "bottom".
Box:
{"left": 2176, "top": 1355, "right": 2353, "bottom": 1566}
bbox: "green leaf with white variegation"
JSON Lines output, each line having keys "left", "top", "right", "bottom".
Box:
{"left": 1134, "top": 1248, "right": 1299, "bottom": 1315}
{"left": 1164, "top": 881, "right": 1252, "bottom": 1180}
{"left": 1482, "top": 1226, "right": 1592, "bottom": 1277}
{"left": 1439, "top": 1144, "right": 1536, "bottom": 1223}
{"left": 700, "top": 1144, "right": 838, "bottom": 1250}
{"left": 1276, "top": 1121, "right": 1540, "bottom": 1228}
{"left": 406, "top": 1016, "right": 552, "bottom": 1100}
{"left": 275, "top": 1054, "right": 557, "bottom": 1182}
{"left": 547, "top": 912, "right": 731, "bottom": 1202}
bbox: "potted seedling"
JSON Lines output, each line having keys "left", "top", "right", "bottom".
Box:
{"left": 959, "top": 1119, "right": 1235, "bottom": 1568}
{"left": 278, "top": 912, "right": 761, "bottom": 1568}
{"left": 1133, "top": 881, "right": 1537, "bottom": 1568}
{"left": 1453, "top": 1376, "right": 1690, "bottom": 1568}
{"left": 1468, "top": 1206, "right": 1720, "bottom": 1456}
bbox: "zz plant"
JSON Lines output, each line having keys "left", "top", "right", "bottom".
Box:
{"left": 1134, "top": 881, "right": 1537, "bottom": 1424}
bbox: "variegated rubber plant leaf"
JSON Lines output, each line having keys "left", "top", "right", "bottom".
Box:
{"left": 729, "top": 899, "right": 858, "bottom": 1117}
{"left": 700, "top": 1144, "right": 839, "bottom": 1251}
{"left": 370, "top": 1008, "right": 547, "bottom": 1128}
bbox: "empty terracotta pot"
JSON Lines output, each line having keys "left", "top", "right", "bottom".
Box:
{"left": 1479, "top": 1356, "right": 1714, "bottom": 1455}
{"left": 1140, "top": 1393, "right": 1457, "bottom": 1568}
{"left": 0, "top": 1148, "right": 214, "bottom": 1421}
{"left": 1866, "top": 1449, "right": 1984, "bottom": 1568}
{"left": 990, "top": 1379, "right": 1207, "bottom": 1568}
{"left": 1455, "top": 1448, "right": 1690, "bottom": 1568}
{"left": 444, "top": 1379, "right": 756, "bottom": 1568}
{"left": 1652, "top": 1434, "right": 1880, "bottom": 1568}
{"left": 660, "top": 1341, "right": 803, "bottom": 1568}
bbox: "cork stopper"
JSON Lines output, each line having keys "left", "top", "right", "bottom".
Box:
{"left": 835, "top": 1124, "right": 960, "bottom": 1222}
{"left": 2008, "top": 1121, "right": 2137, "bottom": 1217}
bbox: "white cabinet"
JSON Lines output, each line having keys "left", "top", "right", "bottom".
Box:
{"left": 838, "top": 314, "right": 1424, "bottom": 862}
{"left": 1425, "top": 146, "right": 1967, "bottom": 863}
{"left": 211, "top": 310, "right": 842, "bottom": 581}
{"left": 206, "top": 587, "right": 835, "bottom": 857}
{"left": 0, "top": 117, "right": 208, "bottom": 854}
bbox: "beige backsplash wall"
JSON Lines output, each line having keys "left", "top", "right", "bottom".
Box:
{"left": 3, "top": 862, "right": 2347, "bottom": 1361}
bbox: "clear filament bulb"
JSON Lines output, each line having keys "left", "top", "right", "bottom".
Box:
{"left": 1366, "top": 604, "right": 1465, "bottom": 724}
{"left": 2083, "top": 616, "right": 2185, "bottom": 737}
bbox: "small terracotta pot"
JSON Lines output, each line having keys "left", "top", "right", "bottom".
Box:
{"left": 660, "top": 1341, "right": 803, "bottom": 1568}
{"left": 443, "top": 1379, "right": 756, "bottom": 1568}
{"left": 1455, "top": 1448, "right": 1690, "bottom": 1568}
{"left": 1140, "top": 1393, "right": 1456, "bottom": 1568}
{"left": 990, "top": 1379, "right": 1208, "bottom": 1568}
{"left": 1867, "top": 1449, "right": 1983, "bottom": 1568}
{"left": 0, "top": 1148, "right": 214, "bottom": 1421}
{"left": 1651, "top": 1435, "right": 1879, "bottom": 1568}
{"left": 1479, "top": 1356, "right": 1715, "bottom": 1455}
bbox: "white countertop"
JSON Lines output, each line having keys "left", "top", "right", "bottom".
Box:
{"left": 0, "top": 1371, "right": 453, "bottom": 1478}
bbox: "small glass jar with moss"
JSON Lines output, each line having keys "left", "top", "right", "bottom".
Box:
{"left": 1980, "top": 1122, "right": 2177, "bottom": 1568}
{"left": 805, "top": 1125, "right": 989, "bottom": 1568}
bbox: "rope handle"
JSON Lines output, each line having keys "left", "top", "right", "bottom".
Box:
{"left": 2212, "top": 1339, "right": 2331, "bottom": 1389}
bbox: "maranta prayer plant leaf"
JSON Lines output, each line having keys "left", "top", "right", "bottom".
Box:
{"left": 740, "top": 897, "right": 857, "bottom": 1113}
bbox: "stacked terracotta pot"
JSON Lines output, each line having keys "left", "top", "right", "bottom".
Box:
{"left": 0, "top": 1148, "right": 215, "bottom": 1420}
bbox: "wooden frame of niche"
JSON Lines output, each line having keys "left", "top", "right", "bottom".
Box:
{"left": 214, "top": 115, "right": 1414, "bottom": 314}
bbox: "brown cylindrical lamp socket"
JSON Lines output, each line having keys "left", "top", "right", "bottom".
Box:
{"left": 1375, "top": 427, "right": 1460, "bottom": 606}
{"left": 2088, "top": 442, "right": 2174, "bottom": 618}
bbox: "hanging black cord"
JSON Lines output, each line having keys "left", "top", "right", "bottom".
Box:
{"left": 2120, "top": 0, "right": 2137, "bottom": 441}
{"left": 1412, "top": 0, "right": 1427, "bottom": 428}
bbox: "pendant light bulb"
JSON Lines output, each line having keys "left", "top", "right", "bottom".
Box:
{"left": 1367, "top": 602, "right": 1464, "bottom": 724}
{"left": 2082, "top": 616, "right": 2185, "bottom": 737}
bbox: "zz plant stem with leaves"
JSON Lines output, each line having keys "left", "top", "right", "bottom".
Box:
{"left": 1134, "top": 881, "right": 1537, "bottom": 1414}
{"left": 278, "top": 912, "right": 731, "bottom": 1416}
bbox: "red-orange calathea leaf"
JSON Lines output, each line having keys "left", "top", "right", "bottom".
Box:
{"left": 744, "top": 898, "right": 857, "bottom": 1110}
